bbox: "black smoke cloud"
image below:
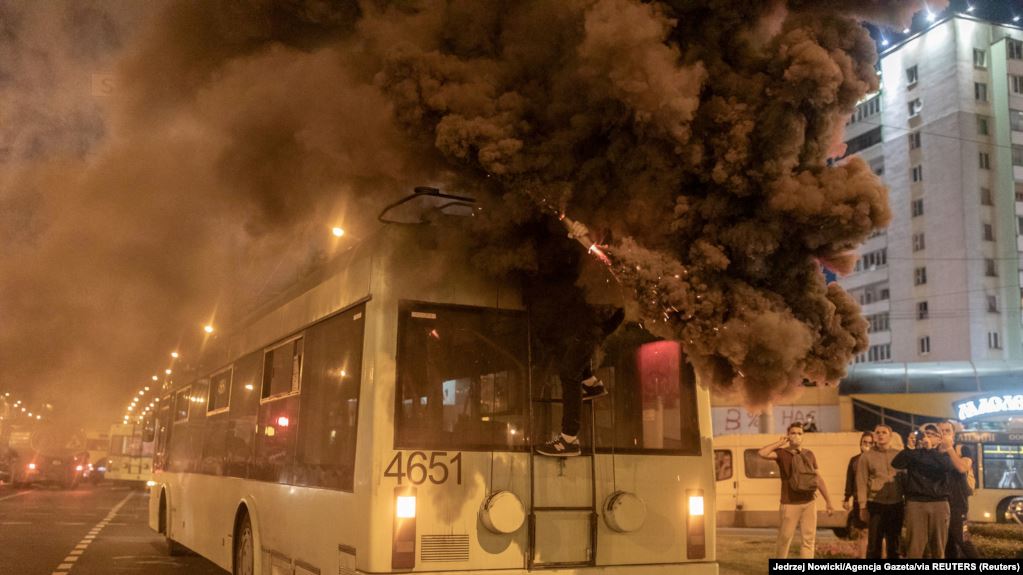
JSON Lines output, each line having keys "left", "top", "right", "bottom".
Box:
{"left": 0, "top": 0, "right": 916, "bottom": 425}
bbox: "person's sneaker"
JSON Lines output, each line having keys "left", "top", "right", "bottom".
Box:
{"left": 581, "top": 377, "right": 608, "bottom": 401}
{"left": 535, "top": 436, "right": 581, "bottom": 457}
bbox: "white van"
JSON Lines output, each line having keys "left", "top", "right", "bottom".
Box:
{"left": 714, "top": 432, "right": 863, "bottom": 535}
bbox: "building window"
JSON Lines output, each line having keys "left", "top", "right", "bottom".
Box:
{"left": 867, "top": 343, "right": 892, "bottom": 362}
{"left": 981, "top": 187, "right": 993, "bottom": 206}
{"left": 988, "top": 331, "right": 1002, "bottom": 350}
{"left": 908, "top": 98, "right": 922, "bottom": 118}
{"left": 857, "top": 248, "right": 887, "bottom": 270}
{"left": 911, "top": 165, "right": 923, "bottom": 182}
{"left": 1009, "top": 39, "right": 1023, "bottom": 61}
{"left": 867, "top": 312, "right": 890, "bottom": 333}
{"left": 986, "top": 259, "right": 997, "bottom": 277}
{"left": 1011, "top": 109, "right": 1023, "bottom": 132}
{"left": 906, "top": 65, "right": 918, "bottom": 86}
{"left": 912, "top": 233, "right": 926, "bottom": 252}
{"left": 975, "top": 82, "right": 988, "bottom": 102}
{"left": 988, "top": 295, "right": 999, "bottom": 313}
{"left": 908, "top": 131, "right": 921, "bottom": 149}
{"left": 1013, "top": 145, "right": 1023, "bottom": 167}
{"left": 974, "top": 48, "right": 987, "bottom": 68}
{"left": 917, "top": 301, "right": 929, "bottom": 320}
{"left": 977, "top": 116, "right": 989, "bottom": 136}
{"left": 911, "top": 198, "right": 924, "bottom": 217}
{"left": 914, "top": 267, "right": 927, "bottom": 286}
{"left": 979, "top": 152, "right": 991, "bottom": 170}
{"left": 1018, "top": 216, "right": 1023, "bottom": 234}
{"left": 844, "top": 126, "right": 883, "bottom": 156}
{"left": 983, "top": 223, "right": 994, "bottom": 241}
{"left": 919, "top": 336, "right": 931, "bottom": 355}
{"left": 1012, "top": 75, "right": 1023, "bottom": 96}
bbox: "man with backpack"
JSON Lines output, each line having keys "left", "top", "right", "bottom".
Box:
{"left": 758, "top": 422, "right": 836, "bottom": 558}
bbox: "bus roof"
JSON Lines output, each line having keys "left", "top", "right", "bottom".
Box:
{"left": 839, "top": 361, "right": 1023, "bottom": 395}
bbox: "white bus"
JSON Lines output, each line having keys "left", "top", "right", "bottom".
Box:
{"left": 955, "top": 431, "right": 1023, "bottom": 524}
{"left": 107, "top": 422, "right": 154, "bottom": 484}
{"left": 148, "top": 224, "right": 717, "bottom": 575}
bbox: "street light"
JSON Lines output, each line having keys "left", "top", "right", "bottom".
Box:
{"left": 332, "top": 226, "right": 345, "bottom": 238}
{"left": 171, "top": 351, "right": 179, "bottom": 359}
{"left": 204, "top": 325, "right": 214, "bottom": 334}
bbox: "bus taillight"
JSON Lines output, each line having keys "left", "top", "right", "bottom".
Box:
{"left": 392, "top": 486, "right": 417, "bottom": 570}
{"left": 27, "top": 463, "right": 36, "bottom": 471}
{"left": 686, "top": 489, "right": 705, "bottom": 559}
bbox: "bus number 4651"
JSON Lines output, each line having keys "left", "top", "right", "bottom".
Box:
{"left": 385, "top": 451, "right": 462, "bottom": 485}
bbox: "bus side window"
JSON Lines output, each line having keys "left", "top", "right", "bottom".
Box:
{"left": 295, "top": 305, "right": 365, "bottom": 491}
{"left": 715, "top": 450, "right": 733, "bottom": 481}
{"left": 744, "top": 449, "right": 779, "bottom": 478}
{"left": 224, "top": 351, "right": 261, "bottom": 479}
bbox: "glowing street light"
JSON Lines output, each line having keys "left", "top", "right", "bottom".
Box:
{"left": 152, "top": 375, "right": 159, "bottom": 381}
{"left": 332, "top": 226, "right": 345, "bottom": 238}
{"left": 165, "top": 369, "right": 172, "bottom": 375}
{"left": 204, "top": 325, "right": 215, "bottom": 334}
{"left": 171, "top": 351, "right": 179, "bottom": 359}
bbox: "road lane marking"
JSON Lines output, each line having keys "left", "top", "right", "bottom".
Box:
{"left": 49, "top": 491, "right": 134, "bottom": 574}
{"left": 0, "top": 491, "right": 30, "bottom": 502}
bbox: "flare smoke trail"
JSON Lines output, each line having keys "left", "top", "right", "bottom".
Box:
{"left": 0, "top": 0, "right": 929, "bottom": 424}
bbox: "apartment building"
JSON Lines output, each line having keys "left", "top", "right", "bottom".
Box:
{"left": 840, "top": 14, "right": 1023, "bottom": 363}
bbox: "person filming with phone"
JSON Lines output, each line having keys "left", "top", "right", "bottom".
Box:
{"left": 758, "top": 422, "right": 835, "bottom": 559}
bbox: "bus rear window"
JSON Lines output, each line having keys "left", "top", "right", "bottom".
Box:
{"left": 395, "top": 303, "right": 528, "bottom": 451}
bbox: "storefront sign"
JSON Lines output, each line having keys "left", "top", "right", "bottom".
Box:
{"left": 954, "top": 393, "right": 1023, "bottom": 421}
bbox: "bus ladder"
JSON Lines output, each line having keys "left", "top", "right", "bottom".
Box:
{"left": 527, "top": 398, "right": 599, "bottom": 570}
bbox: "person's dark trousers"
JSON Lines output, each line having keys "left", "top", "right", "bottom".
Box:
{"left": 866, "top": 501, "right": 904, "bottom": 559}
{"left": 558, "top": 337, "right": 593, "bottom": 438}
{"left": 946, "top": 507, "right": 979, "bottom": 559}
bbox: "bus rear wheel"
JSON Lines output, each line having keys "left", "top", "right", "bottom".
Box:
{"left": 234, "top": 512, "right": 254, "bottom": 575}
{"left": 160, "top": 494, "right": 186, "bottom": 556}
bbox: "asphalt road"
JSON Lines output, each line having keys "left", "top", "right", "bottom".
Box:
{"left": 0, "top": 482, "right": 224, "bottom": 575}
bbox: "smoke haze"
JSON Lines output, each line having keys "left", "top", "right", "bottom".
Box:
{"left": 0, "top": 0, "right": 913, "bottom": 426}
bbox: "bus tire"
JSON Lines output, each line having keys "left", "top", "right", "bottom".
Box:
{"left": 996, "top": 498, "right": 1012, "bottom": 523}
{"left": 233, "top": 511, "right": 255, "bottom": 575}
{"left": 160, "top": 491, "right": 187, "bottom": 556}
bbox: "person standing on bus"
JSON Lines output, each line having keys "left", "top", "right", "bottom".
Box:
{"left": 535, "top": 306, "right": 624, "bottom": 457}
{"left": 939, "top": 420, "right": 979, "bottom": 559}
{"left": 844, "top": 431, "right": 874, "bottom": 557}
{"left": 893, "top": 423, "right": 954, "bottom": 558}
{"left": 758, "top": 422, "right": 835, "bottom": 559}
{"left": 856, "top": 424, "right": 904, "bottom": 559}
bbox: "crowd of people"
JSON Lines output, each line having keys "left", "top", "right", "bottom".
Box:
{"left": 760, "top": 420, "right": 978, "bottom": 559}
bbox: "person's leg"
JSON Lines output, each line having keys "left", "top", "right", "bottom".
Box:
{"left": 798, "top": 501, "right": 817, "bottom": 558}
{"left": 886, "top": 502, "right": 905, "bottom": 559}
{"left": 866, "top": 502, "right": 884, "bottom": 558}
{"left": 946, "top": 507, "right": 964, "bottom": 559}
{"left": 904, "top": 501, "right": 927, "bottom": 558}
{"left": 776, "top": 504, "right": 800, "bottom": 558}
{"left": 930, "top": 501, "right": 950, "bottom": 559}
{"left": 557, "top": 333, "right": 594, "bottom": 438}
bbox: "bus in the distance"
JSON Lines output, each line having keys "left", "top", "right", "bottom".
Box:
{"left": 955, "top": 430, "right": 1023, "bottom": 524}
{"left": 148, "top": 222, "right": 717, "bottom": 575}
{"left": 106, "top": 422, "right": 153, "bottom": 485}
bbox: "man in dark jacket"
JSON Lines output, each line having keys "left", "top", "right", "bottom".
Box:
{"left": 939, "top": 420, "right": 979, "bottom": 559}
{"left": 892, "top": 423, "right": 954, "bottom": 558}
